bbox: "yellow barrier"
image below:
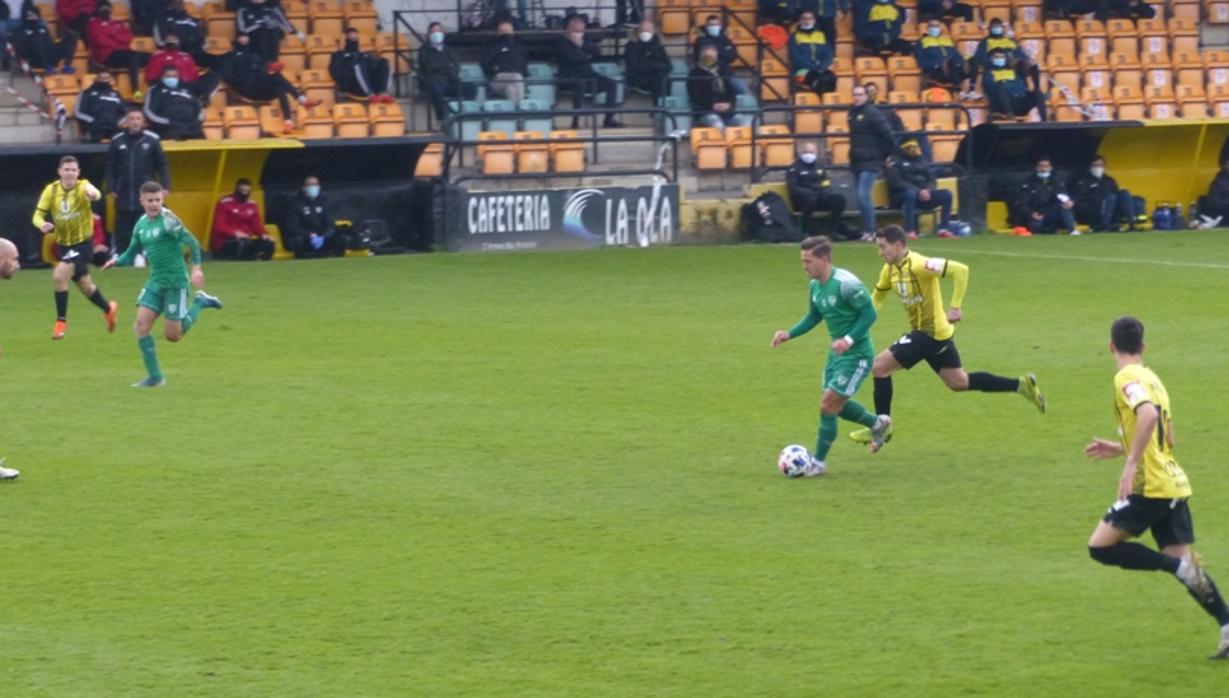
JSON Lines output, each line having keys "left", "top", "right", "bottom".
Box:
{"left": 1094, "top": 120, "right": 1229, "bottom": 211}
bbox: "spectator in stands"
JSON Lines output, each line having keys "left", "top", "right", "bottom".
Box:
{"left": 331, "top": 26, "right": 393, "bottom": 102}
{"left": 131, "top": 0, "right": 160, "bottom": 34}
{"left": 144, "top": 65, "right": 204, "bottom": 140}
{"left": 7, "top": 5, "right": 77, "bottom": 74}
{"left": 914, "top": 19, "right": 965, "bottom": 89}
{"left": 688, "top": 44, "right": 749, "bottom": 131}
{"left": 852, "top": 0, "right": 911, "bottom": 56}
{"left": 75, "top": 69, "right": 124, "bottom": 142}
{"left": 236, "top": 0, "right": 301, "bottom": 63}
{"left": 1071, "top": 155, "right": 1140, "bottom": 232}
{"left": 556, "top": 15, "right": 621, "bottom": 128}
{"left": 284, "top": 176, "right": 347, "bottom": 259}
{"left": 965, "top": 17, "right": 1036, "bottom": 100}
{"left": 865, "top": 79, "right": 932, "bottom": 161}
{"left": 759, "top": 0, "right": 793, "bottom": 25}
{"left": 87, "top": 2, "right": 151, "bottom": 95}
{"left": 1199, "top": 159, "right": 1229, "bottom": 224}
{"left": 1011, "top": 157, "right": 1076, "bottom": 235}
{"left": 145, "top": 32, "right": 220, "bottom": 104}
{"left": 789, "top": 11, "right": 836, "bottom": 97}
{"left": 211, "top": 178, "right": 276, "bottom": 261}
{"left": 800, "top": 0, "right": 850, "bottom": 47}
{"left": 886, "top": 138, "right": 952, "bottom": 236}
{"left": 419, "top": 21, "right": 471, "bottom": 124}
{"left": 624, "top": 20, "right": 671, "bottom": 102}
{"left": 787, "top": 141, "right": 852, "bottom": 238}
{"left": 56, "top": 0, "right": 96, "bottom": 36}
{"left": 848, "top": 83, "right": 896, "bottom": 238}
{"left": 155, "top": 0, "right": 207, "bottom": 59}
{"left": 917, "top": 0, "right": 973, "bottom": 22}
{"left": 480, "top": 20, "right": 527, "bottom": 106}
{"left": 221, "top": 32, "right": 319, "bottom": 132}
{"left": 107, "top": 107, "right": 170, "bottom": 252}
{"left": 983, "top": 47, "right": 1046, "bottom": 121}
{"left": 692, "top": 15, "right": 749, "bottom": 96}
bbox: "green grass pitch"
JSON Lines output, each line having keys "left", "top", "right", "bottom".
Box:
{"left": 2, "top": 232, "right": 1228, "bottom": 696}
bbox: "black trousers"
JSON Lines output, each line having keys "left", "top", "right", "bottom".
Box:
{"left": 421, "top": 77, "right": 476, "bottom": 122}
{"left": 564, "top": 74, "right": 618, "bottom": 122}
{"left": 114, "top": 209, "right": 143, "bottom": 254}
{"left": 336, "top": 59, "right": 392, "bottom": 97}
{"left": 216, "top": 238, "right": 275, "bottom": 261}
{"left": 104, "top": 49, "right": 151, "bottom": 87}
{"left": 626, "top": 70, "right": 669, "bottom": 101}
{"left": 922, "top": 60, "right": 965, "bottom": 88}
{"left": 248, "top": 28, "right": 284, "bottom": 63}
{"left": 185, "top": 73, "right": 221, "bottom": 103}
{"left": 20, "top": 32, "right": 78, "bottom": 71}
{"left": 790, "top": 189, "right": 848, "bottom": 236}
{"left": 237, "top": 74, "right": 301, "bottom": 118}
{"left": 988, "top": 84, "right": 1047, "bottom": 120}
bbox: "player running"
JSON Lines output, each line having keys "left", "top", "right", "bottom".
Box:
{"left": 1085, "top": 316, "right": 1229, "bottom": 659}
{"left": 102, "top": 181, "right": 223, "bottom": 387}
{"left": 850, "top": 225, "right": 1045, "bottom": 450}
{"left": 0, "top": 238, "right": 21, "bottom": 481}
{"left": 32, "top": 155, "right": 118, "bottom": 340}
{"left": 771, "top": 236, "right": 888, "bottom": 475}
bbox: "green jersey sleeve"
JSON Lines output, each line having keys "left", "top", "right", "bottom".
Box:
{"left": 115, "top": 228, "right": 145, "bottom": 267}
{"left": 172, "top": 217, "right": 203, "bottom": 265}
{"left": 788, "top": 281, "right": 823, "bottom": 339}
{"left": 839, "top": 276, "right": 877, "bottom": 341}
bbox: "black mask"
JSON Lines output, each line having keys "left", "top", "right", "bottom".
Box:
{"left": 166, "top": 41, "right": 180, "bottom": 50}
{"left": 99, "top": 8, "right": 112, "bottom": 19}
{"left": 344, "top": 39, "right": 358, "bottom": 51}
{"left": 25, "top": 16, "right": 39, "bottom": 26}
{"left": 235, "top": 191, "right": 250, "bottom": 202}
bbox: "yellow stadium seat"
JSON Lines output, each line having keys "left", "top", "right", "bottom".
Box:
{"left": 1052, "top": 104, "right": 1084, "bottom": 122}
{"left": 1148, "top": 101, "right": 1177, "bottom": 119}
{"left": 308, "top": 0, "right": 344, "bottom": 36}
{"left": 301, "top": 69, "right": 336, "bottom": 108}
{"left": 887, "top": 56, "right": 920, "bottom": 93}
{"left": 131, "top": 37, "right": 155, "bottom": 54}
{"left": 693, "top": 128, "right": 727, "bottom": 171}
{"left": 342, "top": 0, "right": 379, "bottom": 36}
{"left": 1210, "top": 85, "right": 1229, "bottom": 117}
{"left": 1210, "top": 2, "right": 1229, "bottom": 23}
{"left": 202, "top": 107, "right": 224, "bottom": 140}
{"left": 259, "top": 104, "right": 291, "bottom": 137}
{"left": 369, "top": 102, "right": 406, "bottom": 137}
{"left": 550, "top": 130, "right": 586, "bottom": 173}
{"left": 305, "top": 34, "right": 339, "bottom": 71}
{"left": 1084, "top": 65, "right": 1112, "bottom": 92}
{"left": 204, "top": 6, "right": 236, "bottom": 44}
{"left": 793, "top": 93, "right": 823, "bottom": 136}
{"left": 1171, "top": 1, "right": 1201, "bottom": 21}
{"left": 826, "top": 106, "right": 849, "bottom": 131}
{"left": 855, "top": 57, "right": 887, "bottom": 83}
{"left": 476, "top": 131, "right": 514, "bottom": 174}
{"left": 1044, "top": 20, "right": 1076, "bottom": 57}
{"left": 826, "top": 131, "right": 850, "bottom": 166}
{"left": 759, "top": 56, "right": 790, "bottom": 102}
{"left": 299, "top": 105, "right": 335, "bottom": 138}
{"left": 1018, "top": 37, "right": 1046, "bottom": 65}
{"left": 222, "top": 106, "right": 261, "bottom": 139}
{"left": 414, "top": 143, "right": 444, "bottom": 178}
{"left": 333, "top": 103, "right": 369, "bottom": 138}
{"left": 513, "top": 131, "right": 549, "bottom": 173}
{"left": 726, "top": 125, "right": 757, "bottom": 170}
{"left": 279, "top": 33, "right": 307, "bottom": 73}
{"left": 760, "top": 125, "right": 794, "bottom": 167}
{"left": 660, "top": 0, "right": 690, "bottom": 35}
{"left": 1015, "top": 0, "right": 1044, "bottom": 23}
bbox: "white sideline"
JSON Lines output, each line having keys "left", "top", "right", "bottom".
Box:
{"left": 912, "top": 247, "right": 1229, "bottom": 271}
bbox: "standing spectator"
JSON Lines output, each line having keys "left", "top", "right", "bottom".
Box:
{"left": 221, "top": 32, "right": 319, "bottom": 131}
{"left": 283, "top": 176, "right": 347, "bottom": 258}
{"left": 75, "top": 69, "right": 125, "bottom": 142}
{"left": 688, "top": 44, "right": 748, "bottom": 131}
{"left": 556, "top": 15, "right": 621, "bottom": 128}
{"left": 789, "top": 11, "right": 836, "bottom": 96}
{"left": 480, "top": 20, "right": 527, "bottom": 106}
{"left": 87, "top": 2, "right": 151, "bottom": 95}
{"left": 886, "top": 139, "right": 953, "bottom": 236}
{"left": 1011, "top": 157, "right": 1077, "bottom": 235}
{"left": 624, "top": 20, "right": 670, "bottom": 102}
{"left": 236, "top": 0, "right": 301, "bottom": 63}
{"left": 211, "top": 178, "right": 276, "bottom": 260}
{"left": 692, "top": 15, "right": 749, "bottom": 96}
{"left": 914, "top": 19, "right": 965, "bottom": 89}
{"left": 1199, "top": 158, "right": 1229, "bottom": 223}
{"left": 853, "top": 0, "right": 911, "bottom": 56}
{"left": 145, "top": 32, "right": 220, "bottom": 104}
{"left": 56, "top": 0, "right": 96, "bottom": 36}
{"left": 8, "top": 5, "right": 77, "bottom": 74}
{"left": 798, "top": 0, "right": 850, "bottom": 47}
{"left": 983, "top": 47, "right": 1046, "bottom": 121}
{"left": 155, "top": 0, "right": 207, "bottom": 59}
{"left": 966, "top": 17, "right": 1035, "bottom": 99}
{"left": 143, "top": 66, "right": 204, "bottom": 140}
{"left": 330, "top": 26, "right": 393, "bottom": 102}
{"left": 917, "top": 0, "right": 974, "bottom": 21}
{"left": 787, "top": 141, "right": 852, "bottom": 238}
{"left": 419, "top": 21, "right": 470, "bottom": 123}
{"left": 848, "top": 83, "right": 896, "bottom": 238}
{"left": 107, "top": 107, "right": 171, "bottom": 252}
{"left": 1072, "top": 155, "right": 1139, "bottom": 231}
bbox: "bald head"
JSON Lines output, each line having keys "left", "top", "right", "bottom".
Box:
{"left": 0, "top": 238, "right": 19, "bottom": 279}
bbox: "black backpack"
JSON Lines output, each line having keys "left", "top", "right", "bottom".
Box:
{"left": 742, "top": 192, "right": 800, "bottom": 243}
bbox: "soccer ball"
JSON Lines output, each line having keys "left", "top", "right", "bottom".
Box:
{"left": 778, "top": 444, "right": 811, "bottom": 478}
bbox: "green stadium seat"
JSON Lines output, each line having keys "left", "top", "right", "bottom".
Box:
{"left": 481, "top": 99, "right": 517, "bottom": 136}
{"left": 448, "top": 100, "right": 481, "bottom": 141}
{"left": 458, "top": 63, "right": 488, "bottom": 103}
{"left": 591, "top": 62, "right": 625, "bottom": 105}
{"left": 525, "top": 63, "right": 556, "bottom": 105}
{"left": 657, "top": 95, "right": 691, "bottom": 135}
{"left": 517, "top": 99, "right": 553, "bottom": 133}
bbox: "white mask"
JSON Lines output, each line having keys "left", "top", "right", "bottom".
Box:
{"left": 800, "top": 153, "right": 817, "bottom": 164}
{"left": 1090, "top": 166, "right": 1105, "bottom": 177}
{"left": 639, "top": 31, "right": 653, "bottom": 42}
{"left": 429, "top": 31, "right": 444, "bottom": 45}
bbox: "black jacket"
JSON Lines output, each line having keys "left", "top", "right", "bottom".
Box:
{"left": 219, "top": 44, "right": 267, "bottom": 90}
{"left": 1012, "top": 174, "right": 1069, "bottom": 222}
{"left": 624, "top": 36, "right": 670, "bottom": 79}
{"left": 1071, "top": 172, "right": 1120, "bottom": 208}
{"left": 236, "top": 3, "right": 294, "bottom": 34}
{"left": 143, "top": 83, "right": 203, "bottom": 139}
{"left": 687, "top": 65, "right": 735, "bottom": 115}
{"left": 1207, "top": 171, "right": 1229, "bottom": 212}
{"left": 418, "top": 43, "right": 460, "bottom": 83}
{"left": 886, "top": 151, "right": 936, "bottom": 193}
{"left": 556, "top": 34, "right": 601, "bottom": 80}
{"left": 692, "top": 31, "right": 738, "bottom": 68}
{"left": 8, "top": 20, "right": 55, "bottom": 64}
{"left": 786, "top": 158, "right": 834, "bottom": 195}
{"left": 329, "top": 42, "right": 383, "bottom": 85}
{"left": 848, "top": 102, "right": 896, "bottom": 173}
{"left": 480, "top": 35, "right": 528, "bottom": 77}
{"left": 154, "top": 9, "right": 205, "bottom": 53}
{"left": 75, "top": 82, "right": 126, "bottom": 137}
{"left": 106, "top": 129, "right": 171, "bottom": 210}
{"left": 283, "top": 191, "right": 335, "bottom": 248}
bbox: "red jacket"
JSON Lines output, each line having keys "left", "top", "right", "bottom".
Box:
{"left": 86, "top": 17, "right": 134, "bottom": 65}
{"left": 56, "top": 0, "right": 99, "bottom": 24}
{"left": 145, "top": 49, "right": 201, "bottom": 84}
{"left": 211, "top": 195, "right": 267, "bottom": 251}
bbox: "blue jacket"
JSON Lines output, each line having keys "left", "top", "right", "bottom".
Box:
{"left": 789, "top": 26, "right": 833, "bottom": 73}
{"left": 983, "top": 64, "right": 1028, "bottom": 97}
{"left": 854, "top": 0, "right": 904, "bottom": 46}
{"left": 973, "top": 35, "right": 1028, "bottom": 67}
{"left": 913, "top": 33, "right": 962, "bottom": 72}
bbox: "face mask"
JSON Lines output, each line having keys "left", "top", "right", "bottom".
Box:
{"left": 992, "top": 58, "right": 1006, "bottom": 67}
{"left": 904, "top": 148, "right": 920, "bottom": 157}
{"left": 305, "top": 185, "right": 320, "bottom": 198}
{"left": 701, "top": 56, "right": 717, "bottom": 68}
{"left": 1090, "top": 166, "right": 1105, "bottom": 177}
{"left": 25, "top": 16, "right": 39, "bottom": 26}
{"left": 800, "top": 153, "right": 817, "bottom": 164}
{"left": 98, "top": 80, "right": 113, "bottom": 89}
{"left": 429, "top": 31, "right": 444, "bottom": 45}
{"left": 1037, "top": 171, "right": 1051, "bottom": 179}
{"left": 498, "top": 32, "right": 512, "bottom": 39}
{"left": 706, "top": 26, "right": 720, "bottom": 37}
{"left": 990, "top": 26, "right": 1003, "bottom": 36}
{"left": 927, "top": 27, "right": 941, "bottom": 37}
{"left": 165, "top": 41, "right": 180, "bottom": 50}
{"left": 236, "top": 191, "right": 250, "bottom": 202}
{"left": 639, "top": 32, "right": 653, "bottom": 42}
{"left": 100, "top": 8, "right": 112, "bottom": 18}
{"left": 799, "top": 22, "right": 814, "bottom": 30}
{"left": 345, "top": 39, "right": 358, "bottom": 50}
{"left": 162, "top": 77, "right": 179, "bottom": 88}
{"left": 877, "top": 0, "right": 890, "bottom": 3}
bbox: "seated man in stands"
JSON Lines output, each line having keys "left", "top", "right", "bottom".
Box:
{"left": 917, "top": 0, "right": 973, "bottom": 22}
{"left": 221, "top": 32, "right": 319, "bottom": 132}
{"left": 1198, "top": 158, "right": 1229, "bottom": 225}
{"left": 145, "top": 32, "right": 220, "bottom": 104}
{"left": 852, "top": 0, "right": 911, "bottom": 56}
{"left": 624, "top": 20, "right": 671, "bottom": 102}
{"left": 144, "top": 66, "right": 204, "bottom": 140}
{"left": 1071, "top": 155, "right": 1139, "bottom": 232}
{"left": 87, "top": 2, "right": 151, "bottom": 96}
{"left": 982, "top": 48, "right": 1046, "bottom": 121}
{"left": 418, "top": 21, "right": 471, "bottom": 123}
{"left": 283, "top": 176, "right": 348, "bottom": 259}
{"left": 688, "top": 44, "right": 750, "bottom": 131}
{"left": 786, "top": 141, "right": 853, "bottom": 238}
{"left": 480, "top": 20, "right": 527, "bottom": 106}
{"left": 155, "top": 0, "right": 207, "bottom": 61}
{"left": 692, "top": 14, "right": 748, "bottom": 95}
{"left": 965, "top": 18, "right": 1036, "bottom": 100}
{"left": 1011, "top": 157, "right": 1076, "bottom": 235}
{"left": 330, "top": 26, "right": 393, "bottom": 102}
{"left": 8, "top": 5, "right": 77, "bottom": 74}
{"left": 211, "top": 178, "right": 276, "bottom": 261}
{"left": 236, "top": 0, "right": 302, "bottom": 63}
{"left": 75, "top": 69, "right": 125, "bottom": 142}
{"left": 788, "top": 11, "right": 836, "bottom": 96}
{"left": 886, "top": 138, "right": 952, "bottom": 237}
{"left": 914, "top": 19, "right": 965, "bottom": 89}
{"left": 556, "top": 15, "right": 621, "bottom": 128}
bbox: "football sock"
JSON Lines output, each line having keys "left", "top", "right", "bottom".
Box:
{"left": 873, "top": 377, "right": 893, "bottom": 416}
{"left": 86, "top": 288, "right": 110, "bottom": 312}
{"left": 967, "top": 371, "right": 1020, "bottom": 392}
{"left": 55, "top": 290, "right": 68, "bottom": 320}
{"left": 138, "top": 335, "right": 162, "bottom": 380}
{"left": 1088, "top": 542, "right": 1180, "bottom": 572}
{"left": 181, "top": 298, "right": 203, "bottom": 334}
{"left": 815, "top": 414, "right": 838, "bottom": 461}
{"left": 1183, "top": 574, "right": 1229, "bottom": 626}
{"left": 838, "top": 400, "right": 878, "bottom": 428}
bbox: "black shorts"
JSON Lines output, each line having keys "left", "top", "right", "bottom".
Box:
{"left": 888, "top": 330, "right": 963, "bottom": 373}
{"left": 1103, "top": 495, "right": 1195, "bottom": 549}
{"left": 58, "top": 242, "right": 93, "bottom": 280}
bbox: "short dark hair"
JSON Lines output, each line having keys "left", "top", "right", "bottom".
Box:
{"left": 706, "top": 14, "right": 719, "bottom": 22}
{"left": 1111, "top": 316, "right": 1144, "bottom": 354}
{"left": 126, "top": 104, "right": 143, "bottom": 114}
{"left": 1036, "top": 157, "right": 1052, "bottom": 166}
{"left": 990, "top": 47, "right": 1007, "bottom": 55}
{"left": 1091, "top": 154, "right": 1106, "bottom": 165}
{"left": 428, "top": 21, "right": 443, "bottom": 32}
{"left": 800, "top": 235, "right": 832, "bottom": 259}
{"left": 876, "top": 224, "right": 908, "bottom": 244}
{"left": 236, "top": 178, "right": 253, "bottom": 188}
{"left": 140, "top": 181, "right": 163, "bottom": 195}
{"left": 58, "top": 155, "right": 78, "bottom": 168}
{"left": 161, "top": 65, "right": 179, "bottom": 75}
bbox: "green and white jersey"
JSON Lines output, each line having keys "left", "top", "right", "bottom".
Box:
{"left": 788, "top": 267, "right": 877, "bottom": 360}
{"left": 116, "top": 208, "right": 202, "bottom": 289}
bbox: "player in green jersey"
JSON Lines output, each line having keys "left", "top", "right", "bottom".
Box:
{"left": 771, "top": 236, "right": 890, "bottom": 475}
{"left": 103, "top": 181, "right": 223, "bottom": 387}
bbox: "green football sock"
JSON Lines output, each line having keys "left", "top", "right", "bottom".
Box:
{"left": 138, "top": 335, "right": 162, "bottom": 380}
{"left": 181, "top": 298, "right": 203, "bottom": 334}
{"left": 839, "top": 399, "right": 877, "bottom": 428}
{"left": 815, "top": 414, "right": 838, "bottom": 461}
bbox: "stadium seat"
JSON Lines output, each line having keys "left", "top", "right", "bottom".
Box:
{"left": 826, "top": 102, "right": 849, "bottom": 131}
{"left": 834, "top": 41, "right": 854, "bottom": 62}
{"left": 855, "top": 57, "right": 887, "bottom": 85}
{"left": 448, "top": 100, "right": 481, "bottom": 141}
{"left": 1084, "top": 64, "right": 1112, "bottom": 92}
{"left": 369, "top": 101, "right": 406, "bottom": 137}
{"left": 727, "top": 25, "right": 757, "bottom": 68}
{"left": 299, "top": 105, "right": 335, "bottom": 138}
{"left": 925, "top": 106, "right": 963, "bottom": 132}
{"left": 592, "top": 62, "right": 624, "bottom": 105}
{"left": 282, "top": 0, "right": 308, "bottom": 27}
{"left": 458, "top": 63, "right": 488, "bottom": 103}
{"left": 1015, "top": 0, "right": 1044, "bottom": 23}
{"left": 825, "top": 128, "right": 850, "bottom": 166}
{"left": 657, "top": 95, "right": 692, "bottom": 135}
{"left": 887, "top": 56, "right": 920, "bottom": 93}
{"left": 307, "top": 0, "right": 344, "bottom": 36}
{"left": 1171, "top": 1, "right": 1201, "bottom": 21}
{"left": 982, "top": 4, "right": 1011, "bottom": 23}
{"left": 659, "top": 0, "right": 690, "bottom": 35}
{"left": 929, "top": 135, "right": 960, "bottom": 162}
{"left": 1018, "top": 36, "right": 1046, "bottom": 65}
{"left": 1045, "top": 20, "right": 1076, "bottom": 57}
{"left": 481, "top": 99, "right": 517, "bottom": 136}
{"left": 891, "top": 94, "right": 923, "bottom": 133}
{"left": 1206, "top": 52, "right": 1229, "bottom": 90}
{"left": 1211, "top": 85, "right": 1229, "bottom": 117}
{"left": 1210, "top": 1, "right": 1229, "bottom": 23}
{"left": 726, "top": 126, "right": 756, "bottom": 170}
{"left": 1048, "top": 54, "right": 1081, "bottom": 94}
{"left": 525, "top": 63, "right": 557, "bottom": 105}
{"left": 692, "top": 128, "right": 727, "bottom": 170}
{"left": 342, "top": 0, "right": 379, "bottom": 36}
{"left": 1114, "top": 63, "right": 1143, "bottom": 92}
{"left": 333, "top": 103, "right": 369, "bottom": 137}
{"left": 1106, "top": 19, "right": 1137, "bottom": 59}
{"left": 950, "top": 21, "right": 981, "bottom": 58}
{"left": 1145, "top": 62, "right": 1173, "bottom": 92}
{"left": 1052, "top": 103, "right": 1084, "bottom": 122}
{"left": 378, "top": 32, "right": 411, "bottom": 74}
{"left": 306, "top": 34, "right": 339, "bottom": 71}
{"left": 259, "top": 104, "right": 290, "bottom": 137}
{"left": 1169, "top": 18, "right": 1199, "bottom": 54}
{"left": 759, "top": 56, "right": 790, "bottom": 103}
{"left": 476, "top": 131, "right": 514, "bottom": 174}
{"left": 203, "top": 4, "right": 236, "bottom": 43}
{"left": 513, "top": 131, "right": 549, "bottom": 173}
{"left": 793, "top": 93, "right": 823, "bottom": 136}
{"left": 516, "top": 99, "right": 552, "bottom": 134}
{"left": 279, "top": 33, "right": 307, "bottom": 73}
{"left": 131, "top": 37, "right": 155, "bottom": 54}
{"left": 1176, "top": 52, "right": 1204, "bottom": 91}
{"left": 301, "top": 69, "right": 337, "bottom": 108}
{"left": 759, "top": 125, "right": 794, "bottom": 167}
{"left": 549, "top": 130, "right": 585, "bottom": 172}
{"left": 44, "top": 75, "right": 79, "bottom": 115}
{"left": 222, "top": 106, "right": 260, "bottom": 139}
{"left": 202, "top": 107, "right": 224, "bottom": 140}
{"left": 414, "top": 143, "right": 444, "bottom": 178}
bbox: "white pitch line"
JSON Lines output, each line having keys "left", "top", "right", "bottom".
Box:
{"left": 912, "top": 246, "right": 1229, "bottom": 271}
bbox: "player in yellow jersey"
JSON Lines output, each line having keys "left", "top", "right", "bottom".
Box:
{"left": 1085, "top": 316, "right": 1229, "bottom": 659}
{"left": 850, "top": 225, "right": 1045, "bottom": 451}
{"left": 32, "top": 155, "right": 119, "bottom": 340}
